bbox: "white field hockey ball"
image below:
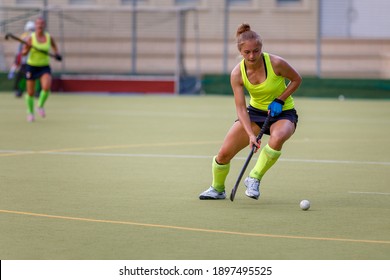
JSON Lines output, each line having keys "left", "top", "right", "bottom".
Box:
{"left": 300, "top": 199, "right": 310, "bottom": 211}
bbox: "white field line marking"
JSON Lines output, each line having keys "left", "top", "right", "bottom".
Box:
{"left": 0, "top": 140, "right": 221, "bottom": 157}
{"left": 348, "top": 191, "right": 390, "bottom": 196}
{"left": 279, "top": 158, "right": 390, "bottom": 166}
{"left": 1, "top": 149, "right": 389, "bottom": 166}
{"left": 290, "top": 138, "right": 389, "bottom": 143}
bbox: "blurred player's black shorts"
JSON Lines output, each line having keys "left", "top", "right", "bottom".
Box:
{"left": 25, "top": 65, "right": 51, "bottom": 80}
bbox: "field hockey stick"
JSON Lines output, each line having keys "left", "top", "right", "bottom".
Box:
{"left": 230, "top": 114, "right": 272, "bottom": 201}
{"left": 5, "top": 32, "right": 62, "bottom": 61}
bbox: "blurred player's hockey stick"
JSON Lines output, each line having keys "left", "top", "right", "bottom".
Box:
{"left": 5, "top": 32, "right": 62, "bottom": 61}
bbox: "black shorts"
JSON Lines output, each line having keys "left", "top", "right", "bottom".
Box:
{"left": 25, "top": 65, "right": 51, "bottom": 80}
{"left": 246, "top": 105, "right": 298, "bottom": 135}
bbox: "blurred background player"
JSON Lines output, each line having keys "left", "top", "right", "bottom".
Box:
{"left": 22, "top": 17, "right": 62, "bottom": 122}
{"left": 8, "top": 20, "right": 41, "bottom": 98}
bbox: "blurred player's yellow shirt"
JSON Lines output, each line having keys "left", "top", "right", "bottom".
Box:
{"left": 27, "top": 32, "right": 51, "bottom": 67}
{"left": 240, "top": 52, "right": 294, "bottom": 111}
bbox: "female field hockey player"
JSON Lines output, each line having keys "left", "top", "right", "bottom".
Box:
{"left": 199, "top": 23, "right": 302, "bottom": 200}
{"left": 8, "top": 20, "right": 36, "bottom": 98}
{"left": 22, "top": 17, "right": 62, "bottom": 122}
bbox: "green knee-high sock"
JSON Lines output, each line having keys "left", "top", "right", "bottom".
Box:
{"left": 212, "top": 156, "right": 230, "bottom": 192}
{"left": 25, "top": 95, "right": 34, "bottom": 114}
{"left": 249, "top": 144, "right": 281, "bottom": 180}
{"left": 38, "top": 90, "right": 50, "bottom": 108}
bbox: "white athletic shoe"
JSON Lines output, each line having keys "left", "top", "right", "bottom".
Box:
{"left": 199, "top": 186, "right": 226, "bottom": 200}
{"left": 244, "top": 177, "right": 260, "bottom": 199}
{"left": 27, "top": 114, "right": 35, "bottom": 122}
{"left": 37, "top": 107, "right": 46, "bottom": 118}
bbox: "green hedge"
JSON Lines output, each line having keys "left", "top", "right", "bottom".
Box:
{"left": 2, "top": 72, "right": 389, "bottom": 99}
{"left": 295, "top": 77, "right": 390, "bottom": 99}
{"left": 0, "top": 72, "right": 15, "bottom": 91}
{"left": 202, "top": 74, "right": 390, "bottom": 99}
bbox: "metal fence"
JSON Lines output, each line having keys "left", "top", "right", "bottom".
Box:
{"left": 1, "top": 1, "right": 390, "bottom": 83}
{"left": 0, "top": 5, "right": 201, "bottom": 93}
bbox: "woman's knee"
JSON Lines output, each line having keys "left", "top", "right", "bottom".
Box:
{"left": 269, "top": 124, "right": 295, "bottom": 149}
{"left": 40, "top": 74, "right": 52, "bottom": 90}
{"left": 216, "top": 148, "right": 234, "bottom": 164}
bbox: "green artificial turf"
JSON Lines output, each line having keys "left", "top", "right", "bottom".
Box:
{"left": 0, "top": 93, "right": 389, "bottom": 260}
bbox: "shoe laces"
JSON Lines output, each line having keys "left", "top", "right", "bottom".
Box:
{"left": 246, "top": 178, "right": 260, "bottom": 190}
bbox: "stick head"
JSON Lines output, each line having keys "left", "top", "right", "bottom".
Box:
{"left": 230, "top": 190, "right": 236, "bottom": 201}
{"left": 5, "top": 33, "right": 11, "bottom": 40}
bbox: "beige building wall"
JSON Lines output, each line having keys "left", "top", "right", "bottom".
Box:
{"left": 1, "top": 0, "right": 390, "bottom": 78}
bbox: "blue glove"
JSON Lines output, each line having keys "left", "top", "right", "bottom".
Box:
{"left": 268, "top": 98, "right": 284, "bottom": 117}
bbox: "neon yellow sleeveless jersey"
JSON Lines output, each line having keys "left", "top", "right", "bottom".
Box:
{"left": 27, "top": 32, "right": 51, "bottom": 67}
{"left": 240, "top": 52, "right": 294, "bottom": 111}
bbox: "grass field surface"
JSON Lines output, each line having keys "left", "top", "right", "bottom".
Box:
{"left": 0, "top": 93, "right": 389, "bottom": 260}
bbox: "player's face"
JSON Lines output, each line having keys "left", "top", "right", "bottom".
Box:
{"left": 240, "top": 39, "right": 262, "bottom": 65}
{"left": 35, "top": 18, "right": 45, "bottom": 33}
